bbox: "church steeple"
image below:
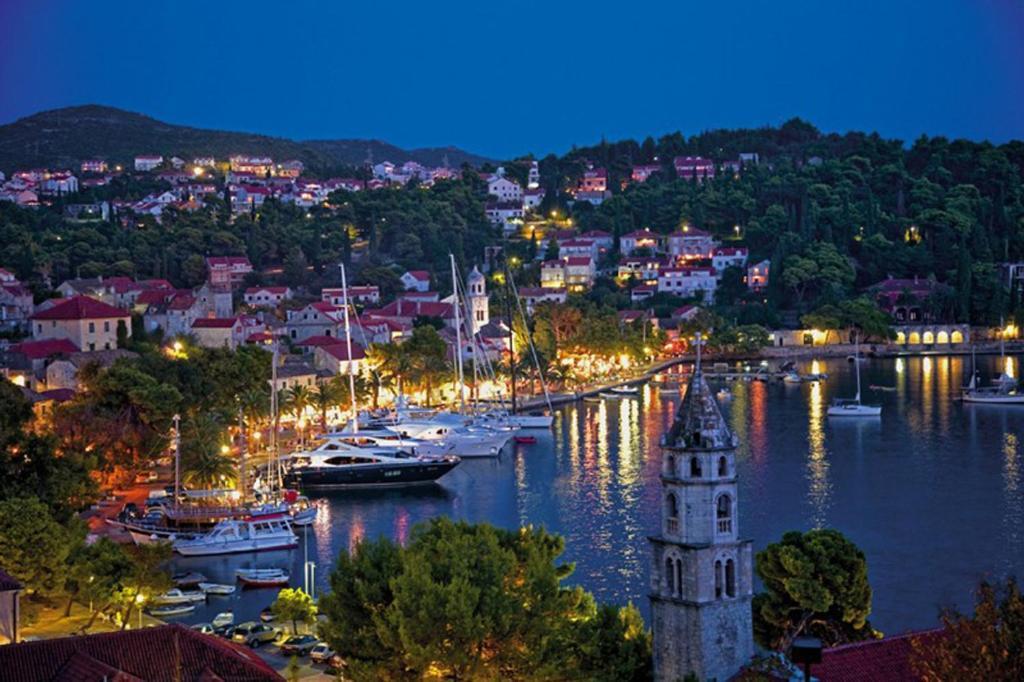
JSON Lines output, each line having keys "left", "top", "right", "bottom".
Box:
{"left": 649, "top": 333, "right": 754, "bottom": 681}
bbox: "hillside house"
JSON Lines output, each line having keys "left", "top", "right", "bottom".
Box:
{"left": 401, "top": 270, "right": 431, "bottom": 292}
{"left": 621, "top": 229, "right": 659, "bottom": 255}
{"left": 206, "top": 256, "right": 253, "bottom": 288}
{"left": 746, "top": 259, "right": 770, "bottom": 292}
{"left": 30, "top": 296, "right": 131, "bottom": 351}
{"left": 673, "top": 156, "right": 715, "bottom": 182}
{"left": 134, "top": 155, "right": 163, "bottom": 171}
{"left": 667, "top": 228, "right": 716, "bottom": 260}
{"left": 244, "top": 286, "right": 292, "bottom": 308}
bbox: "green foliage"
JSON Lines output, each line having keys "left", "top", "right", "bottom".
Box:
{"left": 271, "top": 587, "right": 318, "bottom": 635}
{"left": 0, "top": 496, "right": 82, "bottom": 596}
{"left": 911, "top": 577, "right": 1024, "bottom": 679}
{"left": 319, "top": 518, "right": 651, "bottom": 681}
{"left": 753, "top": 529, "right": 878, "bottom": 651}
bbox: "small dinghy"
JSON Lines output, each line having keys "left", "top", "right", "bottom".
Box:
{"left": 153, "top": 588, "right": 206, "bottom": 605}
{"left": 149, "top": 603, "right": 195, "bottom": 617}
{"left": 514, "top": 435, "right": 536, "bottom": 445}
{"left": 212, "top": 611, "right": 235, "bottom": 628}
{"left": 236, "top": 568, "right": 289, "bottom": 588}
{"left": 199, "top": 582, "right": 236, "bottom": 596}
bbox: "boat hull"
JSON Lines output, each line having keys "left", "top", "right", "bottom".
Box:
{"left": 962, "top": 394, "right": 1024, "bottom": 404}
{"left": 827, "top": 406, "right": 882, "bottom": 417}
{"left": 285, "top": 459, "right": 459, "bottom": 490}
{"left": 510, "top": 415, "right": 553, "bottom": 429}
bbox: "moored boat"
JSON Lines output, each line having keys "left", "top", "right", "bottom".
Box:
{"left": 172, "top": 572, "right": 207, "bottom": 588}
{"left": 236, "top": 568, "right": 290, "bottom": 587}
{"left": 514, "top": 435, "right": 536, "bottom": 445}
{"left": 172, "top": 516, "right": 297, "bottom": 556}
{"left": 284, "top": 443, "right": 460, "bottom": 490}
{"left": 199, "top": 582, "right": 236, "bottom": 595}
{"left": 153, "top": 588, "right": 206, "bottom": 605}
{"left": 149, "top": 603, "right": 195, "bottom": 617}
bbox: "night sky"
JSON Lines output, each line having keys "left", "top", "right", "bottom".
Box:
{"left": 1, "top": 1, "right": 1021, "bottom": 159}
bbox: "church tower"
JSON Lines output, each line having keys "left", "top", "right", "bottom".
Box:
{"left": 650, "top": 334, "right": 753, "bottom": 681}
{"left": 466, "top": 266, "right": 489, "bottom": 334}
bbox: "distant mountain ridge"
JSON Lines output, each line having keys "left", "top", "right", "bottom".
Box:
{"left": 0, "top": 105, "right": 493, "bottom": 172}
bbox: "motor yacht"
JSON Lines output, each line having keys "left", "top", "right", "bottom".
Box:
{"left": 283, "top": 439, "right": 460, "bottom": 489}
{"left": 172, "top": 515, "right": 298, "bottom": 556}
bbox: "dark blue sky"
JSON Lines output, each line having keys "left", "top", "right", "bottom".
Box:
{"left": 1, "top": 1, "right": 1021, "bottom": 159}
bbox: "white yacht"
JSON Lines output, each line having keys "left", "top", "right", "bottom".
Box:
{"left": 827, "top": 336, "right": 881, "bottom": 417}
{"left": 173, "top": 515, "right": 297, "bottom": 556}
{"left": 961, "top": 343, "right": 1024, "bottom": 404}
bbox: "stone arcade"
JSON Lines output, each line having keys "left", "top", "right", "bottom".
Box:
{"left": 649, "top": 335, "right": 754, "bottom": 681}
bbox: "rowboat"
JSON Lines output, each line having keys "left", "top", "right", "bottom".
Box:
{"left": 199, "top": 582, "right": 236, "bottom": 596}
{"left": 153, "top": 588, "right": 206, "bottom": 605}
{"left": 514, "top": 435, "right": 537, "bottom": 445}
{"left": 149, "top": 603, "right": 195, "bottom": 617}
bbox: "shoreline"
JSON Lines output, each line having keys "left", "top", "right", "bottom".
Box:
{"left": 514, "top": 341, "right": 1024, "bottom": 412}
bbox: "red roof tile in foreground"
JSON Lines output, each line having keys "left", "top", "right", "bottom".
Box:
{"left": 814, "top": 629, "right": 945, "bottom": 681}
{"left": 0, "top": 623, "right": 282, "bottom": 682}
{"left": 30, "top": 296, "right": 129, "bottom": 321}
{"left": 9, "top": 338, "right": 80, "bottom": 359}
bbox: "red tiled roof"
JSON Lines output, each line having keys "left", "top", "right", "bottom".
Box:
{"left": 815, "top": 629, "right": 945, "bottom": 681}
{"left": 245, "top": 286, "right": 289, "bottom": 295}
{"left": 30, "top": 296, "right": 128, "bottom": 321}
{"left": 404, "top": 270, "right": 430, "bottom": 281}
{"left": 135, "top": 289, "right": 173, "bottom": 306}
{"left": 624, "top": 229, "right": 657, "bottom": 239}
{"left": 295, "top": 335, "right": 343, "bottom": 347}
{"left": 167, "top": 293, "right": 197, "bottom": 311}
{"left": 564, "top": 256, "right": 593, "bottom": 267}
{"left": 9, "top": 338, "right": 80, "bottom": 359}
{"left": 320, "top": 343, "right": 366, "bottom": 362}
{"left": 192, "top": 318, "right": 237, "bottom": 329}
{"left": 0, "top": 623, "right": 281, "bottom": 681}
{"left": 714, "top": 247, "right": 748, "bottom": 256}
{"left": 246, "top": 332, "right": 275, "bottom": 343}
{"left": 206, "top": 256, "right": 252, "bottom": 267}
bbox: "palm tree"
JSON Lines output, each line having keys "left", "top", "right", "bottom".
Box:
{"left": 310, "top": 378, "right": 345, "bottom": 431}
{"left": 239, "top": 387, "right": 270, "bottom": 448}
{"left": 366, "top": 342, "right": 411, "bottom": 401}
{"left": 282, "top": 385, "right": 313, "bottom": 422}
{"left": 181, "top": 414, "right": 236, "bottom": 490}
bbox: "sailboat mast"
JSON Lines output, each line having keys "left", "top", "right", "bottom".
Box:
{"left": 505, "top": 268, "right": 517, "bottom": 414}
{"left": 172, "top": 413, "right": 181, "bottom": 511}
{"left": 271, "top": 339, "right": 281, "bottom": 491}
{"left": 340, "top": 263, "right": 359, "bottom": 433}
{"left": 450, "top": 255, "right": 466, "bottom": 412}
{"left": 854, "top": 333, "right": 862, "bottom": 403}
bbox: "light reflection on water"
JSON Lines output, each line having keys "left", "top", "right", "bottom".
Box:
{"left": 167, "top": 355, "right": 1024, "bottom": 634}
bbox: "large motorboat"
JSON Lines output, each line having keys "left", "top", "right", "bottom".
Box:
{"left": 356, "top": 411, "right": 511, "bottom": 458}
{"left": 283, "top": 439, "right": 460, "bottom": 490}
{"left": 827, "top": 336, "right": 882, "bottom": 417}
{"left": 172, "top": 515, "right": 298, "bottom": 556}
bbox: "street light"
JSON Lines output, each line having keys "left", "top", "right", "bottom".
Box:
{"left": 790, "top": 636, "right": 822, "bottom": 681}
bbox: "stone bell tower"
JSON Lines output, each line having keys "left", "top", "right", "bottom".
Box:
{"left": 466, "top": 266, "right": 489, "bottom": 334}
{"left": 650, "top": 334, "right": 753, "bottom": 681}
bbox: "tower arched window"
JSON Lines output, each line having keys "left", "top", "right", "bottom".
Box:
{"left": 716, "top": 494, "right": 732, "bottom": 534}
{"left": 725, "top": 559, "right": 736, "bottom": 598}
{"left": 667, "top": 454, "right": 676, "bottom": 477}
{"left": 665, "top": 493, "right": 679, "bottom": 533}
{"left": 675, "top": 559, "right": 682, "bottom": 597}
{"left": 690, "top": 456, "right": 702, "bottom": 477}
{"left": 718, "top": 456, "right": 728, "bottom": 477}
{"left": 714, "top": 560, "right": 723, "bottom": 598}
{"left": 665, "top": 557, "right": 675, "bottom": 595}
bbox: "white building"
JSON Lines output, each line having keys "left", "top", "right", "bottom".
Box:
{"left": 711, "top": 247, "right": 749, "bottom": 273}
{"left": 401, "top": 270, "right": 431, "bottom": 292}
{"left": 621, "top": 229, "right": 659, "bottom": 255}
{"left": 134, "top": 156, "right": 163, "bottom": 172}
{"left": 518, "top": 286, "right": 567, "bottom": 314}
{"left": 657, "top": 267, "right": 717, "bottom": 298}
{"left": 667, "top": 228, "right": 716, "bottom": 260}
{"left": 487, "top": 177, "right": 522, "bottom": 203}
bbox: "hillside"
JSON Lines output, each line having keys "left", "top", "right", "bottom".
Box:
{"left": 0, "top": 105, "right": 491, "bottom": 172}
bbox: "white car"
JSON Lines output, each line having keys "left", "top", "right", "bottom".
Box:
{"left": 309, "top": 643, "right": 336, "bottom": 664}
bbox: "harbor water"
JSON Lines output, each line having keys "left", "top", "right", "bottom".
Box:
{"left": 168, "top": 354, "right": 1024, "bottom": 635}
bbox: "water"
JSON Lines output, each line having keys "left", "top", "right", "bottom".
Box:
{"left": 169, "top": 354, "right": 1024, "bottom": 635}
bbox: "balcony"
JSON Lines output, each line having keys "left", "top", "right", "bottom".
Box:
{"left": 666, "top": 517, "right": 679, "bottom": 534}
{"left": 717, "top": 518, "right": 732, "bottom": 534}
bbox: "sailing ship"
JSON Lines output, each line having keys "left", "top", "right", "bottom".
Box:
{"left": 827, "top": 335, "right": 882, "bottom": 417}
{"left": 961, "top": 342, "right": 1024, "bottom": 404}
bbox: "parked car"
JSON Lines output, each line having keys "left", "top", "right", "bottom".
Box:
{"left": 190, "top": 623, "right": 214, "bottom": 635}
{"left": 279, "top": 634, "right": 318, "bottom": 656}
{"left": 215, "top": 624, "right": 235, "bottom": 639}
{"left": 309, "top": 643, "right": 336, "bottom": 664}
{"left": 245, "top": 623, "right": 279, "bottom": 647}
{"left": 230, "top": 622, "right": 258, "bottom": 644}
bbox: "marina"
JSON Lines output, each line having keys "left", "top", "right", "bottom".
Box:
{"left": 161, "top": 353, "right": 1024, "bottom": 635}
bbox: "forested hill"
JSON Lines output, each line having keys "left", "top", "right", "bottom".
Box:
{"left": 0, "top": 105, "right": 492, "bottom": 172}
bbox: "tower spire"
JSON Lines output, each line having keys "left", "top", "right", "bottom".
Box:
{"left": 649, "top": 333, "right": 753, "bottom": 681}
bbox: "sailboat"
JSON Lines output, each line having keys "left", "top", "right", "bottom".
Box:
{"left": 827, "top": 335, "right": 881, "bottom": 417}
{"left": 962, "top": 341, "right": 1024, "bottom": 404}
